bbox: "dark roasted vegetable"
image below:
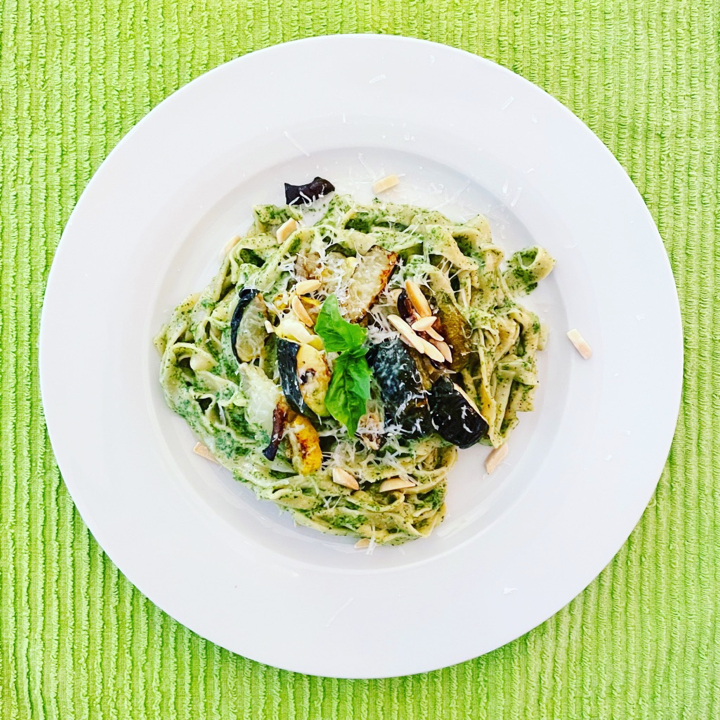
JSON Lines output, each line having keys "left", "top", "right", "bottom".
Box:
{"left": 230, "top": 289, "right": 268, "bottom": 363}
{"left": 284, "top": 176, "right": 335, "bottom": 206}
{"left": 412, "top": 350, "right": 442, "bottom": 391}
{"left": 429, "top": 376, "right": 488, "bottom": 448}
{"left": 367, "top": 338, "right": 432, "bottom": 438}
{"left": 435, "top": 295, "right": 472, "bottom": 371}
{"left": 396, "top": 288, "right": 416, "bottom": 323}
{"left": 262, "top": 403, "right": 289, "bottom": 460}
{"left": 277, "top": 338, "right": 321, "bottom": 421}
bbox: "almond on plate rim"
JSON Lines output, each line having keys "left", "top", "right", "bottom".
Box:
{"left": 485, "top": 443, "right": 509, "bottom": 474}
{"left": 372, "top": 174, "right": 400, "bottom": 194}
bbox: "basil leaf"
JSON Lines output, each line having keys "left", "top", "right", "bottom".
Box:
{"left": 325, "top": 350, "right": 371, "bottom": 436}
{"left": 315, "top": 295, "right": 367, "bottom": 352}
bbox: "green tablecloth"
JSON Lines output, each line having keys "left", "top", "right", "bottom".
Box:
{"left": 2, "top": 0, "right": 717, "bottom": 717}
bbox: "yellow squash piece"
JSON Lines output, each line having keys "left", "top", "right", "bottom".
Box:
{"left": 296, "top": 343, "right": 331, "bottom": 416}
{"left": 287, "top": 415, "right": 322, "bottom": 475}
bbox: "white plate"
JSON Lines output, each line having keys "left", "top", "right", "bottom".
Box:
{"left": 40, "top": 35, "right": 682, "bottom": 678}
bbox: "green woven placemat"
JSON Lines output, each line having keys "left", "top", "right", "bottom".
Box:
{"left": 2, "top": 0, "right": 718, "bottom": 717}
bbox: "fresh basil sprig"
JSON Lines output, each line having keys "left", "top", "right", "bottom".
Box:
{"left": 315, "top": 295, "right": 371, "bottom": 435}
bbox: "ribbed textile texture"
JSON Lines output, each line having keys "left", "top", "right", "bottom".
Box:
{"left": 1, "top": 1, "right": 718, "bottom": 718}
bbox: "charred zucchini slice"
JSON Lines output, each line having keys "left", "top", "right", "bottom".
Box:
{"left": 230, "top": 289, "right": 268, "bottom": 363}
{"left": 277, "top": 339, "right": 330, "bottom": 420}
{"left": 340, "top": 245, "right": 398, "bottom": 322}
{"left": 284, "top": 176, "right": 335, "bottom": 206}
{"left": 366, "top": 338, "right": 432, "bottom": 438}
{"left": 277, "top": 339, "right": 312, "bottom": 418}
{"left": 435, "top": 295, "right": 472, "bottom": 371}
{"left": 262, "top": 403, "right": 289, "bottom": 461}
{"left": 296, "top": 343, "right": 331, "bottom": 417}
{"left": 429, "top": 376, "right": 488, "bottom": 448}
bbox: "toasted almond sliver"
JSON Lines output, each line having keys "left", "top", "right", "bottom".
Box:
{"left": 433, "top": 340, "right": 453, "bottom": 364}
{"left": 292, "top": 296, "right": 315, "bottom": 327}
{"left": 425, "top": 325, "right": 444, "bottom": 342}
{"left": 276, "top": 218, "right": 298, "bottom": 243}
{"left": 354, "top": 538, "right": 371, "bottom": 549}
{"left": 332, "top": 467, "right": 360, "bottom": 490}
{"left": 193, "top": 442, "right": 219, "bottom": 464}
{"left": 387, "top": 314, "right": 425, "bottom": 353}
{"left": 411, "top": 316, "right": 437, "bottom": 332}
{"left": 372, "top": 174, "right": 400, "bottom": 194}
{"left": 405, "top": 280, "right": 432, "bottom": 318}
{"left": 485, "top": 443, "right": 509, "bottom": 474}
{"left": 295, "top": 279, "right": 322, "bottom": 295}
{"left": 420, "top": 338, "right": 445, "bottom": 363}
{"left": 221, "top": 234, "right": 241, "bottom": 256}
{"left": 379, "top": 477, "right": 416, "bottom": 493}
{"left": 567, "top": 329, "right": 592, "bottom": 359}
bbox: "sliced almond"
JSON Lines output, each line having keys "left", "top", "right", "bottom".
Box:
{"left": 354, "top": 538, "right": 371, "bottom": 549}
{"left": 264, "top": 320, "right": 274, "bottom": 334}
{"left": 379, "top": 476, "right": 416, "bottom": 493}
{"left": 276, "top": 217, "right": 298, "bottom": 243}
{"left": 567, "top": 329, "right": 592, "bottom": 359}
{"left": 221, "top": 234, "right": 241, "bottom": 256}
{"left": 332, "top": 467, "right": 360, "bottom": 490}
{"left": 420, "top": 338, "right": 445, "bottom": 363}
{"left": 388, "top": 314, "right": 425, "bottom": 353}
{"left": 433, "top": 340, "right": 453, "bottom": 364}
{"left": 292, "top": 296, "right": 315, "bottom": 327}
{"left": 372, "top": 174, "right": 400, "bottom": 194}
{"left": 411, "top": 316, "right": 437, "bottom": 332}
{"left": 294, "top": 278, "right": 321, "bottom": 295}
{"left": 424, "top": 325, "right": 445, "bottom": 342}
{"left": 405, "top": 280, "right": 432, "bottom": 318}
{"left": 485, "top": 443, "right": 508, "bottom": 474}
{"left": 193, "top": 442, "right": 219, "bottom": 464}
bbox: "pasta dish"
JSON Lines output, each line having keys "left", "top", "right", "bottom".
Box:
{"left": 155, "top": 176, "right": 555, "bottom": 545}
